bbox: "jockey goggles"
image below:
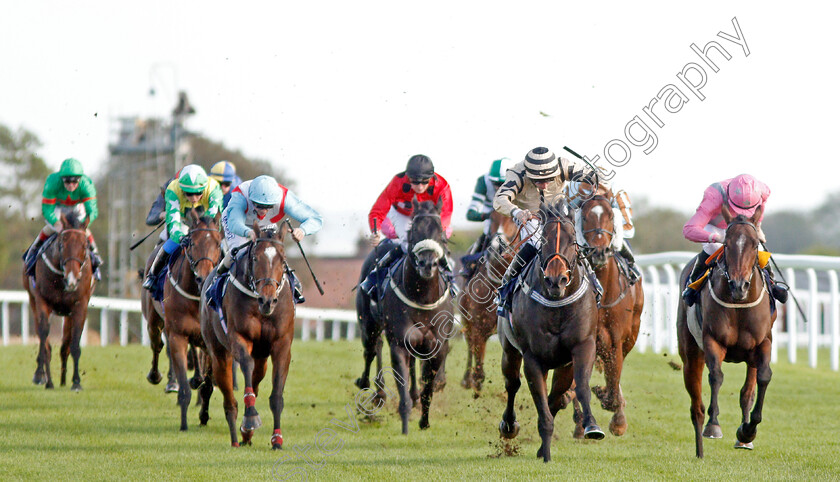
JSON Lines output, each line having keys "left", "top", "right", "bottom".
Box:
{"left": 409, "top": 178, "right": 431, "bottom": 185}
{"left": 62, "top": 176, "right": 81, "bottom": 184}
{"left": 254, "top": 202, "right": 273, "bottom": 210}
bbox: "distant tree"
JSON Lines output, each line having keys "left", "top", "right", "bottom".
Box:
{"left": 0, "top": 123, "right": 51, "bottom": 286}
{"left": 761, "top": 210, "right": 817, "bottom": 254}
{"left": 631, "top": 197, "right": 696, "bottom": 254}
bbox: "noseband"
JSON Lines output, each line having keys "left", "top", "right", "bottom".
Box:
{"left": 717, "top": 218, "right": 759, "bottom": 285}
{"left": 540, "top": 217, "right": 579, "bottom": 283}
{"left": 580, "top": 195, "right": 615, "bottom": 244}
{"left": 40, "top": 228, "right": 89, "bottom": 277}
{"left": 182, "top": 227, "right": 221, "bottom": 277}
{"left": 245, "top": 237, "right": 288, "bottom": 299}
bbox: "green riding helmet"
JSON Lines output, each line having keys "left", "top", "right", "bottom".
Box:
{"left": 488, "top": 157, "right": 512, "bottom": 184}
{"left": 58, "top": 158, "right": 85, "bottom": 178}
{"left": 178, "top": 164, "right": 209, "bottom": 194}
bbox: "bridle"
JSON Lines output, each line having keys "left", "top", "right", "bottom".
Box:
{"left": 539, "top": 216, "right": 579, "bottom": 284}
{"left": 579, "top": 195, "right": 615, "bottom": 258}
{"left": 181, "top": 227, "right": 222, "bottom": 279}
{"left": 243, "top": 234, "right": 288, "bottom": 299}
{"left": 716, "top": 218, "right": 760, "bottom": 286}
{"left": 43, "top": 228, "right": 90, "bottom": 276}
{"left": 407, "top": 212, "right": 446, "bottom": 266}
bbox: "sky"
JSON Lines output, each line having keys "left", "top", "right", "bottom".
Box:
{"left": 2, "top": 1, "right": 839, "bottom": 255}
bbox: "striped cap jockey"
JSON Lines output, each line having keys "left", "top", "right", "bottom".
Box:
{"left": 523, "top": 147, "right": 558, "bottom": 180}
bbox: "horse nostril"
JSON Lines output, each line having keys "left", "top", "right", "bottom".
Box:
{"left": 258, "top": 296, "right": 266, "bottom": 304}
{"left": 744, "top": 281, "right": 750, "bottom": 291}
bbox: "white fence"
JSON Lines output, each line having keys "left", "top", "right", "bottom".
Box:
{"left": 635, "top": 252, "right": 840, "bottom": 372}
{"left": 2, "top": 251, "right": 840, "bottom": 371}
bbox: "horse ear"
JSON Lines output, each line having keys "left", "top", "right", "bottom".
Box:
{"left": 83, "top": 217, "right": 90, "bottom": 230}
{"left": 412, "top": 195, "right": 419, "bottom": 211}
{"left": 720, "top": 201, "right": 734, "bottom": 224}
{"left": 213, "top": 211, "right": 221, "bottom": 226}
{"left": 750, "top": 203, "right": 763, "bottom": 225}
{"left": 252, "top": 220, "right": 261, "bottom": 238}
{"left": 60, "top": 213, "right": 69, "bottom": 227}
{"left": 435, "top": 196, "right": 443, "bottom": 213}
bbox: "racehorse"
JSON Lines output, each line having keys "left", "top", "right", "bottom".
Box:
{"left": 200, "top": 222, "right": 295, "bottom": 448}
{"left": 578, "top": 194, "right": 644, "bottom": 436}
{"left": 459, "top": 211, "right": 516, "bottom": 395}
{"left": 141, "top": 210, "right": 222, "bottom": 431}
{"left": 497, "top": 199, "right": 603, "bottom": 462}
{"left": 677, "top": 204, "right": 776, "bottom": 458}
{"left": 24, "top": 210, "right": 95, "bottom": 391}
{"left": 356, "top": 198, "right": 453, "bottom": 434}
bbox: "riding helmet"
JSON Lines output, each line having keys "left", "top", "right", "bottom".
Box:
{"left": 209, "top": 160, "right": 237, "bottom": 183}
{"left": 488, "top": 157, "right": 512, "bottom": 184}
{"left": 523, "top": 147, "right": 558, "bottom": 180}
{"left": 58, "top": 158, "right": 85, "bottom": 178}
{"left": 178, "top": 164, "right": 210, "bottom": 194}
{"left": 248, "top": 175, "right": 283, "bottom": 206}
{"left": 726, "top": 174, "right": 761, "bottom": 216}
{"left": 406, "top": 154, "right": 434, "bottom": 181}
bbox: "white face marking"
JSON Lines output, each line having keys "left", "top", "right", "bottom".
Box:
{"left": 736, "top": 234, "right": 746, "bottom": 254}
{"left": 263, "top": 246, "right": 277, "bottom": 263}
{"left": 590, "top": 205, "right": 604, "bottom": 220}
{"left": 66, "top": 270, "right": 77, "bottom": 287}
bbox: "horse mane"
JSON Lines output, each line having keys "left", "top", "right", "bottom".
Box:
{"left": 541, "top": 197, "right": 572, "bottom": 221}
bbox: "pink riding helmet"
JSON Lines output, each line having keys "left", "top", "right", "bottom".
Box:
{"left": 726, "top": 174, "right": 761, "bottom": 216}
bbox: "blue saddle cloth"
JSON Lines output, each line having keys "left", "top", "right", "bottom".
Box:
{"left": 207, "top": 272, "right": 229, "bottom": 312}
{"left": 25, "top": 236, "right": 57, "bottom": 277}
{"left": 150, "top": 249, "right": 183, "bottom": 302}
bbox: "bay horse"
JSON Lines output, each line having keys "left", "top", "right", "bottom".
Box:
{"left": 357, "top": 198, "right": 454, "bottom": 434}
{"left": 498, "top": 199, "right": 603, "bottom": 462}
{"left": 677, "top": 203, "right": 776, "bottom": 458}
{"left": 24, "top": 210, "right": 95, "bottom": 391}
{"left": 141, "top": 210, "right": 222, "bottom": 431}
{"left": 459, "top": 210, "right": 516, "bottom": 395}
{"left": 200, "top": 222, "right": 295, "bottom": 448}
{"left": 578, "top": 194, "right": 644, "bottom": 436}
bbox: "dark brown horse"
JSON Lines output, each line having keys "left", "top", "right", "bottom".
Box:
{"left": 201, "top": 223, "right": 295, "bottom": 448}
{"left": 459, "top": 217, "right": 515, "bottom": 395}
{"left": 357, "top": 199, "right": 454, "bottom": 434}
{"left": 677, "top": 204, "right": 776, "bottom": 458}
{"left": 141, "top": 211, "right": 222, "bottom": 431}
{"left": 498, "top": 199, "right": 603, "bottom": 462}
{"left": 24, "top": 211, "right": 94, "bottom": 391}
{"left": 579, "top": 194, "right": 644, "bottom": 436}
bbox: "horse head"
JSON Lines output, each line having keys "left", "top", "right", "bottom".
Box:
{"left": 539, "top": 198, "right": 579, "bottom": 299}
{"left": 580, "top": 194, "right": 615, "bottom": 268}
{"left": 184, "top": 210, "right": 223, "bottom": 286}
{"left": 720, "top": 202, "right": 763, "bottom": 301}
{"left": 55, "top": 212, "right": 90, "bottom": 292}
{"left": 408, "top": 197, "right": 446, "bottom": 280}
{"left": 249, "top": 221, "right": 288, "bottom": 316}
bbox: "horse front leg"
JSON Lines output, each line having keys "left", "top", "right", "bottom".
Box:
{"left": 461, "top": 329, "right": 475, "bottom": 389}
{"left": 198, "top": 351, "right": 214, "bottom": 427}
{"left": 603, "top": 339, "right": 628, "bottom": 436}
{"left": 498, "top": 335, "right": 522, "bottom": 440}
{"left": 419, "top": 346, "right": 446, "bottom": 430}
{"left": 234, "top": 337, "right": 261, "bottom": 444}
{"left": 681, "top": 339, "right": 707, "bottom": 458}
{"left": 388, "top": 345, "right": 413, "bottom": 435}
{"left": 703, "top": 340, "right": 726, "bottom": 440}
{"left": 409, "top": 356, "right": 419, "bottom": 408}
{"left": 547, "top": 365, "right": 578, "bottom": 437}
{"left": 472, "top": 330, "right": 489, "bottom": 394}
{"left": 522, "top": 354, "right": 553, "bottom": 462}
{"left": 168, "top": 333, "right": 192, "bottom": 431}
{"left": 165, "top": 339, "right": 179, "bottom": 393}
{"left": 737, "top": 340, "right": 772, "bottom": 447}
{"left": 269, "top": 342, "right": 292, "bottom": 449}
{"left": 68, "top": 311, "right": 87, "bottom": 391}
{"left": 147, "top": 315, "right": 164, "bottom": 385}
{"left": 35, "top": 307, "right": 53, "bottom": 389}
{"left": 60, "top": 317, "right": 72, "bottom": 387}
{"left": 572, "top": 338, "right": 604, "bottom": 441}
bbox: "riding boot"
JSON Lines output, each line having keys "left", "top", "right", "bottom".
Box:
{"left": 498, "top": 243, "right": 537, "bottom": 313}
{"left": 459, "top": 233, "right": 487, "bottom": 278}
{"left": 216, "top": 250, "right": 234, "bottom": 276}
{"left": 618, "top": 243, "right": 641, "bottom": 285}
{"left": 580, "top": 256, "right": 603, "bottom": 303}
{"left": 287, "top": 269, "right": 306, "bottom": 304}
{"left": 764, "top": 266, "right": 789, "bottom": 303}
{"left": 23, "top": 235, "right": 46, "bottom": 266}
{"left": 441, "top": 254, "right": 459, "bottom": 297}
{"left": 360, "top": 243, "right": 402, "bottom": 297}
{"left": 681, "top": 250, "right": 711, "bottom": 306}
{"left": 142, "top": 248, "right": 171, "bottom": 290}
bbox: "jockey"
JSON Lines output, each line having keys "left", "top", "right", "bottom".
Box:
{"left": 681, "top": 173, "right": 788, "bottom": 306}
{"left": 209, "top": 160, "right": 242, "bottom": 209}
{"left": 565, "top": 178, "right": 641, "bottom": 283}
{"left": 217, "top": 175, "right": 322, "bottom": 303}
{"left": 460, "top": 157, "right": 512, "bottom": 278}
{"left": 23, "top": 158, "right": 103, "bottom": 280}
{"left": 493, "top": 146, "right": 600, "bottom": 313}
{"left": 359, "top": 154, "right": 454, "bottom": 296}
{"left": 142, "top": 164, "right": 223, "bottom": 290}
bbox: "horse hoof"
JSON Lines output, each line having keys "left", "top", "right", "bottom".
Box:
{"left": 189, "top": 377, "right": 202, "bottom": 390}
{"left": 71, "top": 383, "right": 82, "bottom": 392}
{"left": 499, "top": 420, "right": 520, "bottom": 439}
{"left": 536, "top": 446, "right": 550, "bottom": 463}
{"left": 461, "top": 377, "right": 472, "bottom": 389}
{"left": 199, "top": 412, "right": 210, "bottom": 426}
{"left": 609, "top": 414, "right": 627, "bottom": 436}
{"left": 33, "top": 374, "right": 45, "bottom": 385}
{"left": 240, "top": 426, "right": 255, "bottom": 445}
{"left": 734, "top": 441, "right": 754, "bottom": 450}
{"left": 45, "top": 381, "right": 54, "bottom": 390}
{"left": 354, "top": 377, "right": 369, "bottom": 390}
{"left": 147, "top": 371, "right": 163, "bottom": 385}
{"left": 419, "top": 418, "right": 430, "bottom": 430}
{"left": 165, "top": 382, "right": 179, "bottom": 393}
{"left": 433, "top": 378, "right": 446, "bottom": 392}
{"left": 242, "top": 415, "right": 262, "bottom": 432}
{"left": 231, "top": 442, "right": 240, "bottom": 448}
{"left": 584, "top": 425, "right": 605, "bottom": 440}
{"left": 736, "top": 424, "right": 757, "bottom": 443}
{"left": 271, "top": 433, "right": 283, "bottom": 449}
{"left": 703, "top": 424, "right": 723, "bottom": 439}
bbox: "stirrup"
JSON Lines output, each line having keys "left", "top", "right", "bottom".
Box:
{"left": 142, "top": 275, "right": 156, "bottom": 290}
{"left": 682, "top": 287, "right": 699, "bottom": 307}
{"left": 628, "top": 264, "right": 641, "bottom": 285}
{"left": 771, "top": 282, "right": 789, "bottom": 304}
